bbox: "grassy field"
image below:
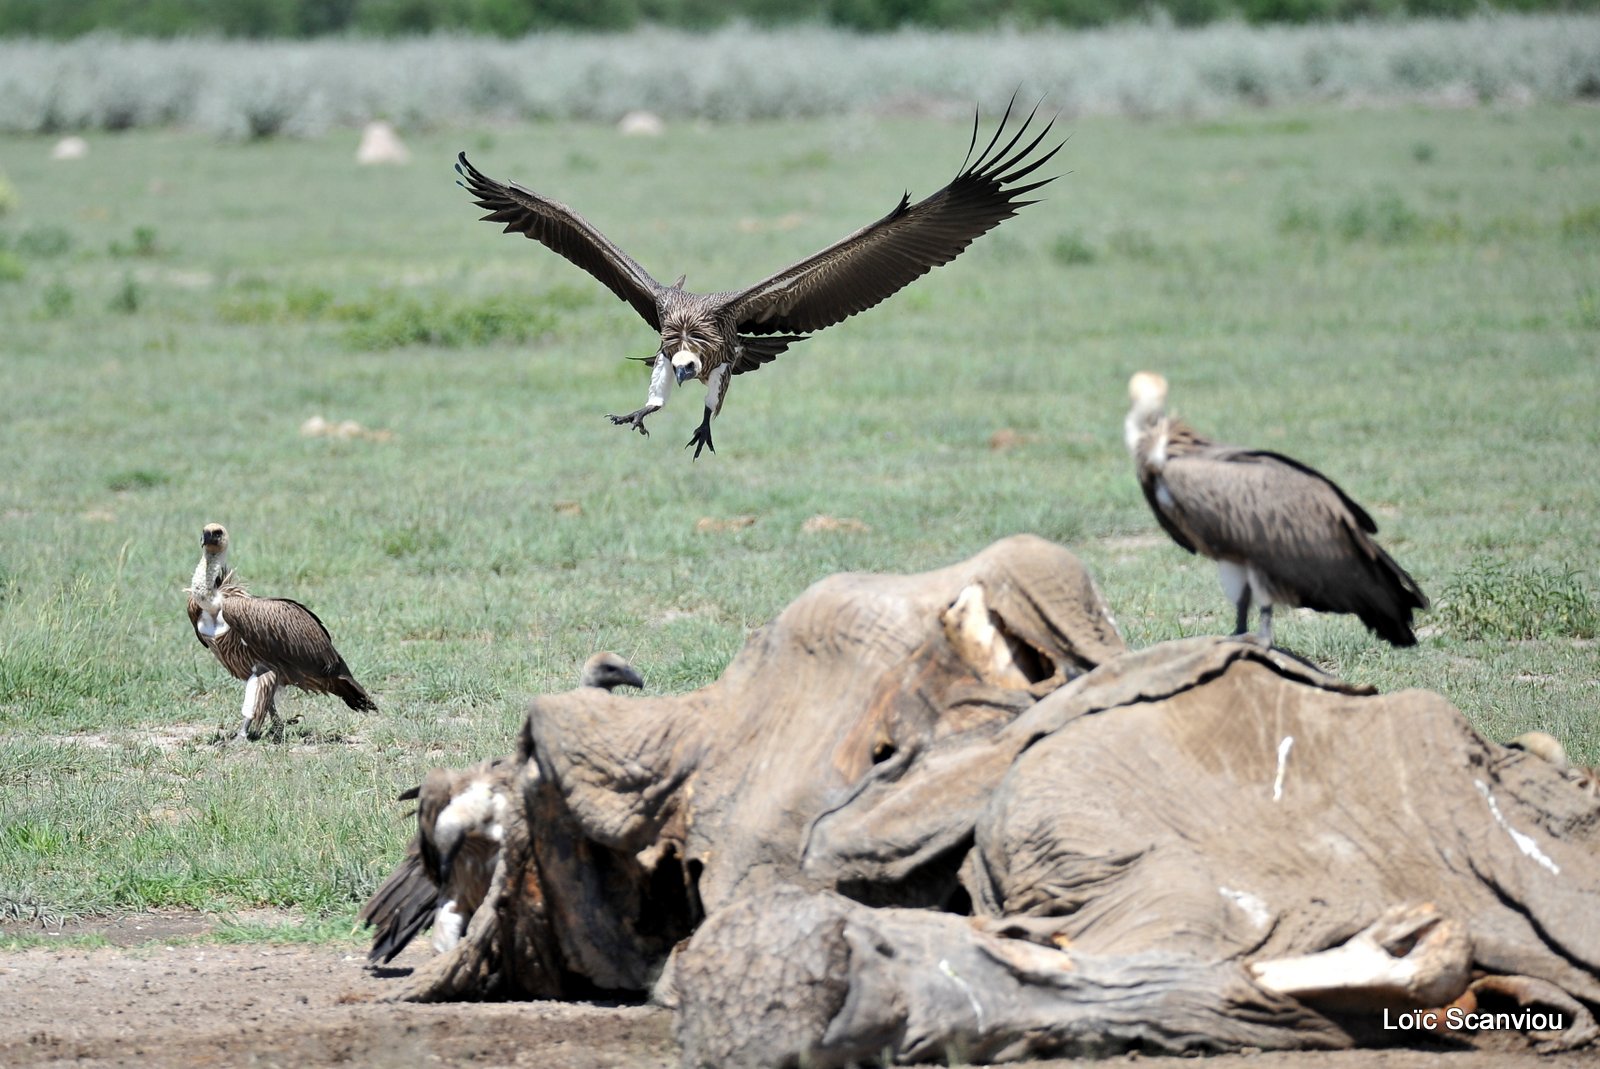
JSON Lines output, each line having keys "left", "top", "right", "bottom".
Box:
{"left": 1, "top": 102, "right": 1597, "bottom": 927}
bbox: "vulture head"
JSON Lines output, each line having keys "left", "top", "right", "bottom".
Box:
{"left": 580, "top": 650, "right": 646, "bottom": 692}
{"left": 425, "top": 769, "right": 509, "bottom": 888}
{"left": 189, "top": 522, "right": 233, "bottom": 636}
{"left": 200, "top": 522, "right": 230, "bottom": 557}
{"left": 671, "top": 348, "right": 702, "bottom": 386}
{"left": 1507, "top": 730, "right": 1572, "bottom": 772}
{"left": 1124, "top": 370, "right": 1171, "bottom": 459}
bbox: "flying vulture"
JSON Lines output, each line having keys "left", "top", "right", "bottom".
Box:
{"left": 360, "top": 652, "right": 645, "bottom": 965}
{"left": 456, "top": 97, "right": 1062, "bottom": 458}
{"left": 1123, "top": 372, "right": 1429, "bottom": 647}
{"left": 185, "top": 522, "right": 377, "bottom": 740}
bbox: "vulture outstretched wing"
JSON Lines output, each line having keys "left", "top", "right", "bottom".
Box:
{"left": 732, "top": 333, "right": 808, "bottom": 376}
{"left": 455, "top": 153, "right": 665, "bottom": 329}
{"left": 723, "top": 97, "right": 1063, "bottom": 336}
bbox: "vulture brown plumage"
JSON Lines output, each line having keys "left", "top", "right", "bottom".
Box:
{"left": 1124, "top": 372, "right": 1429, "bottom": 647}
{"left": 456, "top": 96, "right": 1062, "bottom": 458}
{"left": 185, "top": 522, "right": 376, "bottom": 740}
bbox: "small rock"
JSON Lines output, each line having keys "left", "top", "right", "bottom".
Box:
{"left": 802, "top": 514, "right": 870, "bottom": 534}
{"left": 356, "top": 121, "right": 410, "bottom": 165}
{"left": 51, "top": 136, "right": 88, "bottom": 161}
{"left": 989, "top": 428, "right": 1027, "bottom": 451}
{"left": 696, "top": 515, "right": 756, "bottom": 533}
{"left": 618, "top": 111, "right": 665, "bottom": 137}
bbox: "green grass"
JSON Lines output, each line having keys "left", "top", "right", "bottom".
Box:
{"left": 1, "top": 104, "right": 1597, "bottom": 929}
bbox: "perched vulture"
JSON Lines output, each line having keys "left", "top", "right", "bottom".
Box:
{"left": 456, "top": 97, "right": 1061, "bottom": 458}
{"left": 360, "top": 652, "right": 644, "bottom": 965}
{"left": 1123, "top": 372, "right": 1429, "bottom": 647}
{"left": 185, "top": 523, "right": 376, "bottom": 740}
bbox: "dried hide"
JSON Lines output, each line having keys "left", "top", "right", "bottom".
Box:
{"left": 383, "top": 537, "right": 1600, "bottom": 1063}
{"left": 673, "top": 886, "right": 1356, "bottom": 1067}
{"left": 392, "top": 535, "right": 1123, "bottom": 1000}
{"left": 965, "top": 638, "right": 1600, "bottom": 1006}
{"left": 786, "top": 636, "right": 1600, "bottom": 1059}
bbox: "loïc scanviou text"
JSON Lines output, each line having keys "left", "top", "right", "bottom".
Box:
{"left": 1383, "top": 1008, "right": 1564, "bottom": 1032}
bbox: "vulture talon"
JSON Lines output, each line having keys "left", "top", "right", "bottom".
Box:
{"left": 607, "top": 410, "right": 652, "bottom": 437}
{"left": 686, "top": 424, "right": 715, "bottom": 460}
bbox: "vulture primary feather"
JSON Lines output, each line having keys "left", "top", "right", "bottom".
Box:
{"left": 1124, "top": 372, "right": 1428, "bottom": 648}
{"left": 456, "top": 96, "right": 1062, "bottom": 458}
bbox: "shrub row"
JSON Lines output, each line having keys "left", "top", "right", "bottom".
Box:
{"left": 2, "top": 0, "right": 1597, "bottom": 35}
{"left": 0, "top": 16, "right": 1596, "bottom": 135}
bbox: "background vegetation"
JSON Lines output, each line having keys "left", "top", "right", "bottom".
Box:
{"left": 1, "top": 0, "right": 1599, "bottom": 34}
{"left": 0, "top": 61, "right": 1595, "bottom": 932}
{"left": 2, "top": 15, "right": 1598, "bottom": 135}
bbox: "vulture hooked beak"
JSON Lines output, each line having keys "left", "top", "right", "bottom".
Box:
{"left": 437, "top": 838, "right": 462, "bottom": 889}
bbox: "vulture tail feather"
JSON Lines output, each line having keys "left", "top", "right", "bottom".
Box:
{"left": 1342, "top": 526, "right": 1429, "bottom": 647}
{"left": 359, "top": 852, "right": 438, "bottom": 965}
{"left": 335, "top": 675, "right": 378, "bottom": 711}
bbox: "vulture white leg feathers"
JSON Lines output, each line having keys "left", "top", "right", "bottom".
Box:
{"left": 455, "top": 95, "right": 1062, "bottom": 459}
{"left": 185, "top": 523, "right": 377, "bottom": 740}
{"left": 238, "top": 668, "right": 280, "bottom": 743}
{"left": 359, "top": 652, "right": 645, "bottom": 965}
{"left": 1124, "top": 372, "right": 1429, "bottom": 648}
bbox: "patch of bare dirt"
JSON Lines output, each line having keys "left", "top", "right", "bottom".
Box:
{"left": 0, "top": 914, "right": 1591, "bottom": 1069}
{"left": 0, "top": 925, "right": 674, "bottom": 1069}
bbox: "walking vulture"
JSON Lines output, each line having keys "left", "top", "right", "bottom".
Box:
{"left": 360, "top": 651, "right": 645, "bottom": 965}
{"left": 185, "top": 522, "right": 377, "bottom": 740}
{"left": 456, "top": 97, "right": 1061, "bottom": 458}
{"left": 1124, "top": 372, "right": 1429, "bottom": 647}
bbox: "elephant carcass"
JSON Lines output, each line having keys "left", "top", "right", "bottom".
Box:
{"left": 396, "top": 535, "right": 1124, "bottom": 1000}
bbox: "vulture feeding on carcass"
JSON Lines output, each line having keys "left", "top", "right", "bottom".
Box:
{"left": 456, "top": 97, "right": 1062, "bottom": 458}
{"left": 360, "top": 651, "right": 645, "bottom": 965}
{"left": 1123, "top": 371, "right": 1429, "bottom": 647}
{"left": 185, "top": 522, "right": 376, "bottom": 740}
